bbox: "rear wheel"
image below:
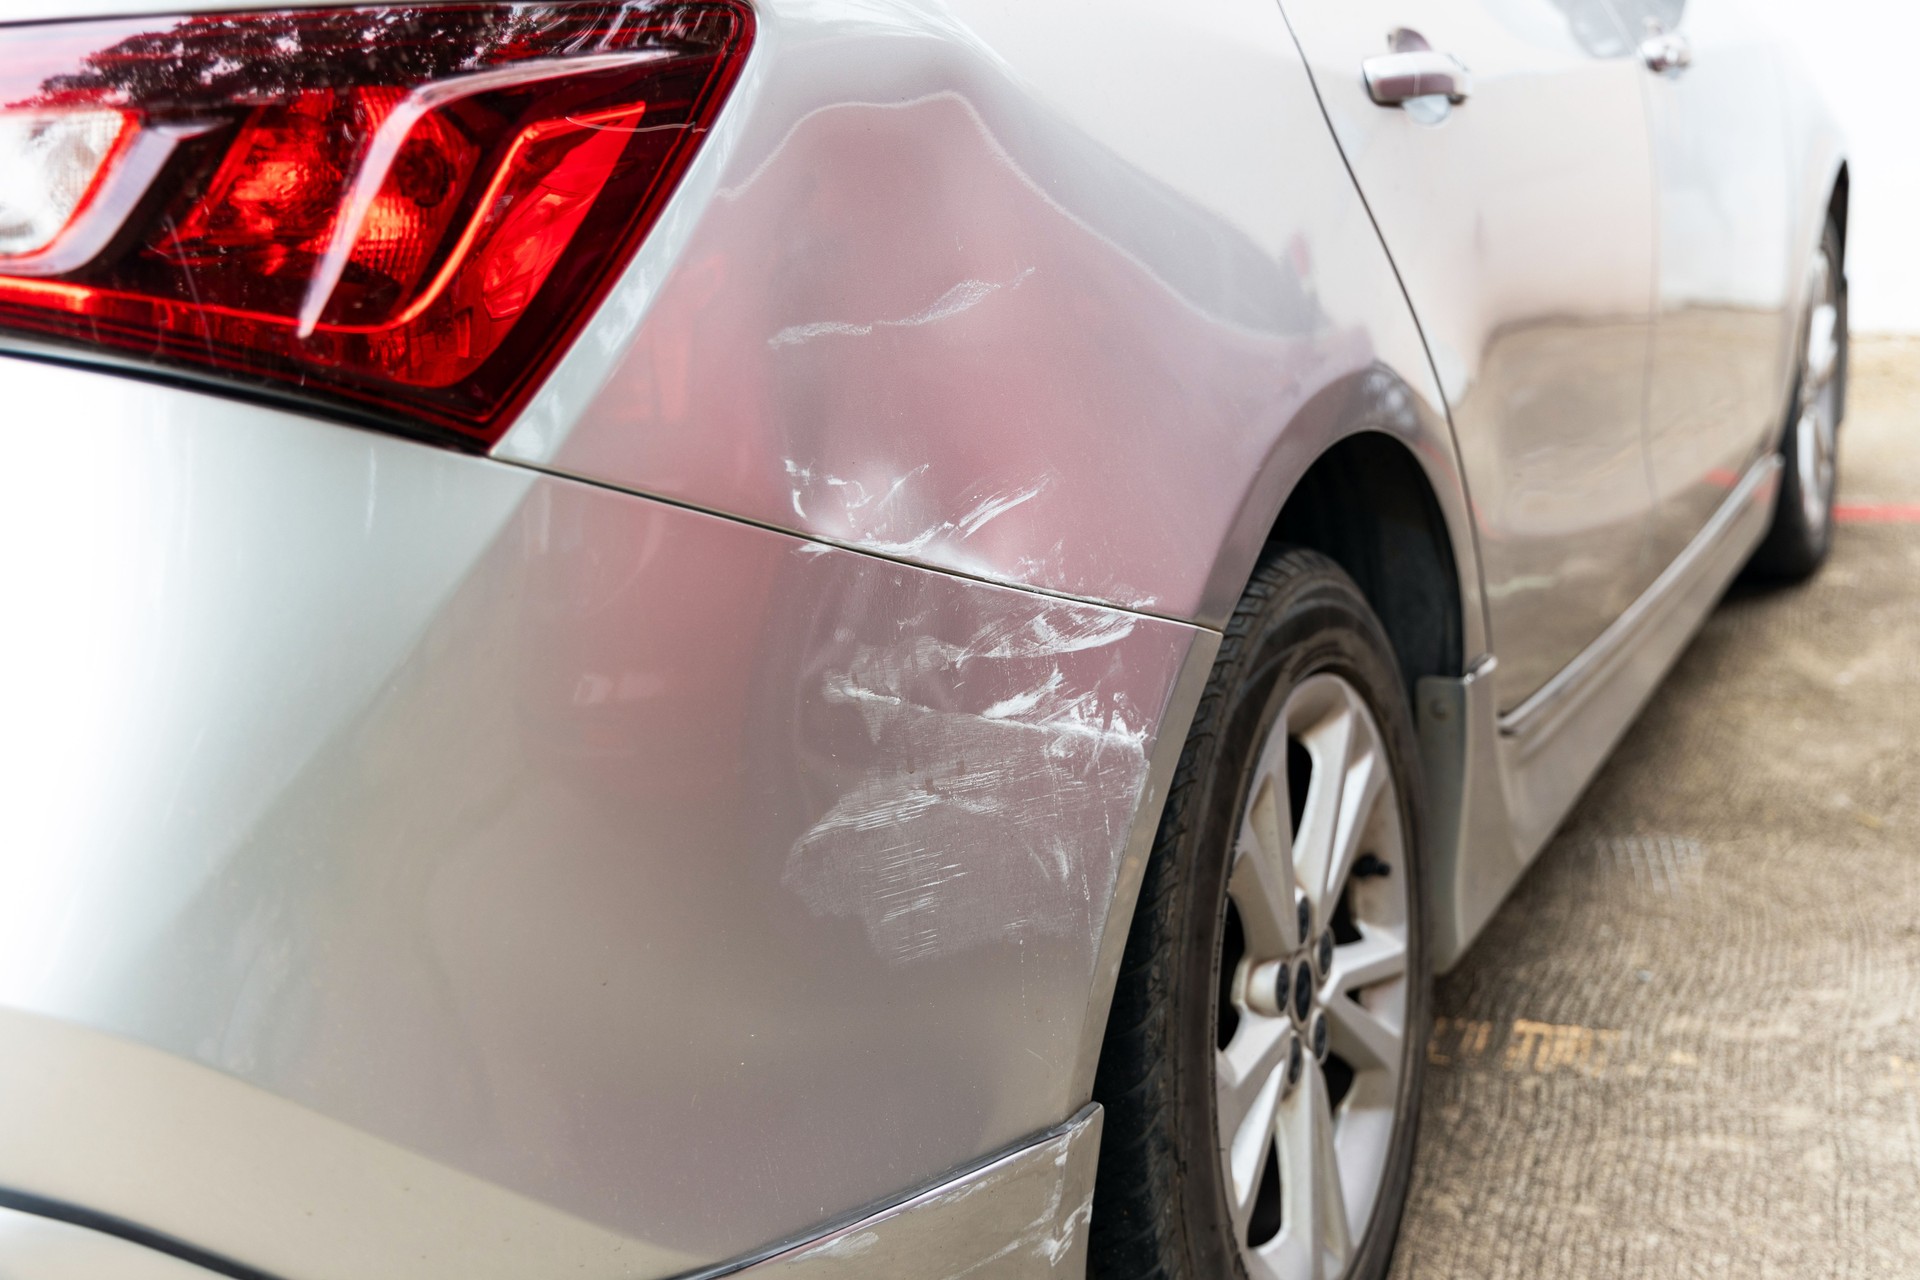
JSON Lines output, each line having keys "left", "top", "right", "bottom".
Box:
{"left": 1090, "top": 550, "right": 1430, "bottom": 1280}
{"left": 1750, "top": 217, "right": 1845, "bottom": 580}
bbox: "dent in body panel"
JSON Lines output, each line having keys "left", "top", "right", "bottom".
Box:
{"left": 498, "top": 0, "right": 1476, "bottom": 635}
{"left": 769, "top": 266, "right": 1036, "bottom": 348}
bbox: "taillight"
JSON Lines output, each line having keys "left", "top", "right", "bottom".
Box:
{"left": 0, "top": 3, "right": 753, "bottom": 447}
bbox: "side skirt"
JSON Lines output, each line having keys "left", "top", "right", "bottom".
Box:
{"left": 1420, "top": 453, "right": 1783, "bottom": 969}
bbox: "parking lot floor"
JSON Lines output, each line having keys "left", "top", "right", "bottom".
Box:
{"left": 1389, "top": 336, "right": 1920, "bottom": 1279}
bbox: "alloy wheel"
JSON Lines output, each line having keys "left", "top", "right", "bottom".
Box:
{"left": 1215, "top": 673, "right": 1410, "bottom": 1280}
{"left": 1795, "top": 245, "right": 1842, "bottom": 539}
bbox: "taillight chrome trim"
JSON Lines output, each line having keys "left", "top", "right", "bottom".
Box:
{"left": 295, "top": 49, "right": 671, "bottom": 337}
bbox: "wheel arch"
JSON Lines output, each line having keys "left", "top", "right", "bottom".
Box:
{"left": 1263, "top": 432, "right": 1465, "bottom": 704}
{"left": 1178, "top": 363, "right": 1503, "bottom": 973}
{"left": 1196, "top": 364, "right": 1488, "bottom": 696}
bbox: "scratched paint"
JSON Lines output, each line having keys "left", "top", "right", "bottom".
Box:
{"left": 768, "top": 268, "right": 1037, "bottom": 348}
{"left": 783, "top": 596, "right": 1156, "bottom": 964}
{"left": 746, "top": 1108, "right": 1101, "bottom": 1278}
{"left": 782, "top": 460, "right": 1055, "bottom": 563}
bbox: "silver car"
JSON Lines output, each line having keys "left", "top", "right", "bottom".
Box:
{"left": 0, "top": 0, "right": 1844, "bottom": 1277}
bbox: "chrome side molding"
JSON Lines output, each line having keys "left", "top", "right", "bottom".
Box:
{"left": 1424, "top": 453, "right": 1783, "bottom": 965}
{"left": 1495, "top": 453, "right": 1782, "bottom": 862}
{"left": 1499, "top": 455, "right": 1782, "bottom": 748}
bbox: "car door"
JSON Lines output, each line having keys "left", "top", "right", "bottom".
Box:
{"left": 1609, "top": 0, "right": 1796, "bottom": 567}
{"left": 1278, "top": 0, "right": 1660, "bottom": 715}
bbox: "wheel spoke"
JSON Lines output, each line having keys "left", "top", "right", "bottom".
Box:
{"left": 1217, "top": 1019, "right": 1291, "bottom": 1227}
{"left": 1324, "top": 744, "right": 1386, "bottom": 912}
{"left": 1232, "top": 775, "right": 1301, "bottom": 955}
{"left": 1326, "top": 925, "right": 1407, "bottom": 1000}
{"left": 1310, "top": 1063, "right": 1354, "bottom": 1271}
{"left": 1290, "top": 698, "right": 1356, "bottom": 912}
{"left": 1329, "top": 1085, "right": 1397, "bottom": 1244}
{"left": 1806, "top": 300, "right": 1839, "bottom": 390}
{"left": 1268, "top": 1057, "right": 1351, "bottom": 1279}
{"left": 1321, "top": 984, "right": 1404, "bottom": 1077}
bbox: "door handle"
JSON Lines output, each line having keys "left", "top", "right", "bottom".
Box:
{"left": 1363, "top": 49, "right": 1473, "bottom": 106}
{"left": 1639, "top": 30, "right": 1692, "bottom": 75}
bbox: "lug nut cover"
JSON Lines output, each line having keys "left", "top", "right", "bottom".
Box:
{"left": 1246, "top": 959, "right": 1290, "bottom": 1018}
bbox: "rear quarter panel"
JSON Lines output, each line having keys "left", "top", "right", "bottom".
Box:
{"left": 495, "top": 0, "right": 1486, "bottom": 647}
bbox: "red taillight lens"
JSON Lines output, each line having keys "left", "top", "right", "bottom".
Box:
{"left": 0, "top": 4, "right": 752, "bottom": 446}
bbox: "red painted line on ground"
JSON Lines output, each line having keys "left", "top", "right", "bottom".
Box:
{"left": 1835, "top": 503, "right": 1920, "bottom": 524}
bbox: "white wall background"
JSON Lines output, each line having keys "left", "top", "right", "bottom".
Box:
{"left": 1746, "top": 0, "right": 1920, "bottom": 332}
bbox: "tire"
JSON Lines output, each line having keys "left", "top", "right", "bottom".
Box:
{"left": 1749, "top": 215, "right": 1846, "bottom": 581}
{"left": 1090, "top": 549, "right": 1431, "bottom": 1280}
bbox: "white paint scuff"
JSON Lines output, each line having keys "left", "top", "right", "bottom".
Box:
{"left": 768, "top": 267, "right": 1036, "bottom": 349}
{"left": 783, "top": 598, "right": 1157, "bottom": 966}
{"left": 782, "top": 462, "right": 1056, "bottom": 563}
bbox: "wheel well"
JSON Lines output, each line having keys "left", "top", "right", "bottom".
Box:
{"left": 1264, "top": 433, "right": 1464, "bottom": 699}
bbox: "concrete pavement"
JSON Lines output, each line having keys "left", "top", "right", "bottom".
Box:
{"left": 1391, "top": 337, "right": 1920, "bottom": 1278}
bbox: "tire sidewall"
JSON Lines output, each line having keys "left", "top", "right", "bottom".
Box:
{"left": 1167, "top": 559, "right": 1432, "bottom": 1280}
{"left": 1753, "top": 217, "right": 1845, "bottom": 580}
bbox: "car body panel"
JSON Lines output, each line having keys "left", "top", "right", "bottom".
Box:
{"left": 1769, "top": 14, "right": 1851, "bottom": 403}
{"left": 0, "top": 1007, "right": 1102, "bottom": 1280}
{"left": 490, "top": 0, "right": 1486, "bottom": 648}
{"left": 1424, "top": 449, "right": 1781, "bottom": 959}
{"left": 0, "top": 0, "right": 1850, "bottom": 1274}
{"left": 1278, "top": 0, "right": 1662, "bottom": 713}
{"left": 0, "top": 1008, "right": 687, "bottom": 1280}
{"left": 0, "top": 1200, "right": 226, "bottom": 1280}
{"left": 0, "top": 357, "right": 1207, "bottom": 1276}
{"left": 707, "top": 1105, "right": 1100, "bottom": 1279}
{"left": 1619, "top": 0, "right": 1800, "bottom": 567}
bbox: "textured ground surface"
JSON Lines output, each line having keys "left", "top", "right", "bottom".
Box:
{"left": 1390, "top": 337, "right": 1920, "bottom": 1279}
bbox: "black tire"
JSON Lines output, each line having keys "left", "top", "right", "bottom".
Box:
{"left": 1089, "top": 549, "right": 1431, "bottom": 1280}
{"left": 1749, "top": 215, "right": 1846, "bottom": 582}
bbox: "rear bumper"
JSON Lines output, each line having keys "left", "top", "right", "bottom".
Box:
{"left": 0, "top": 356, "right": 1208, "bottom": 1276}
{"left": 0, "top": 1009, "right": 1100, "bottom": 1279}
{"left": 0, "top": 1007, "right": 674, "bottom": 1278}
{"left": 722, "top": 1105, "right": 1100, "bottom": 1279}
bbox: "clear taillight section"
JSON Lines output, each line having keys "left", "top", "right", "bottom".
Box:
{"left": 0, "top": 110, "right": 135, "bottom": 256}
{"left": 0, "top": 4, "right": 753, "bottom": 446}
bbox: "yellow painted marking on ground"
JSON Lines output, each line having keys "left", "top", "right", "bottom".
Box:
{"left": 1428, "top": 1016, "right": 1621, "bottom": 1075}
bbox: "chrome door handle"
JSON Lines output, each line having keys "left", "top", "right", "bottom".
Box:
{"left": 1639, "top": 30, "right": 1692, "bottom": 75}
{"left": 1363, "top": 50, "right": 1473, "bottom": 106}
